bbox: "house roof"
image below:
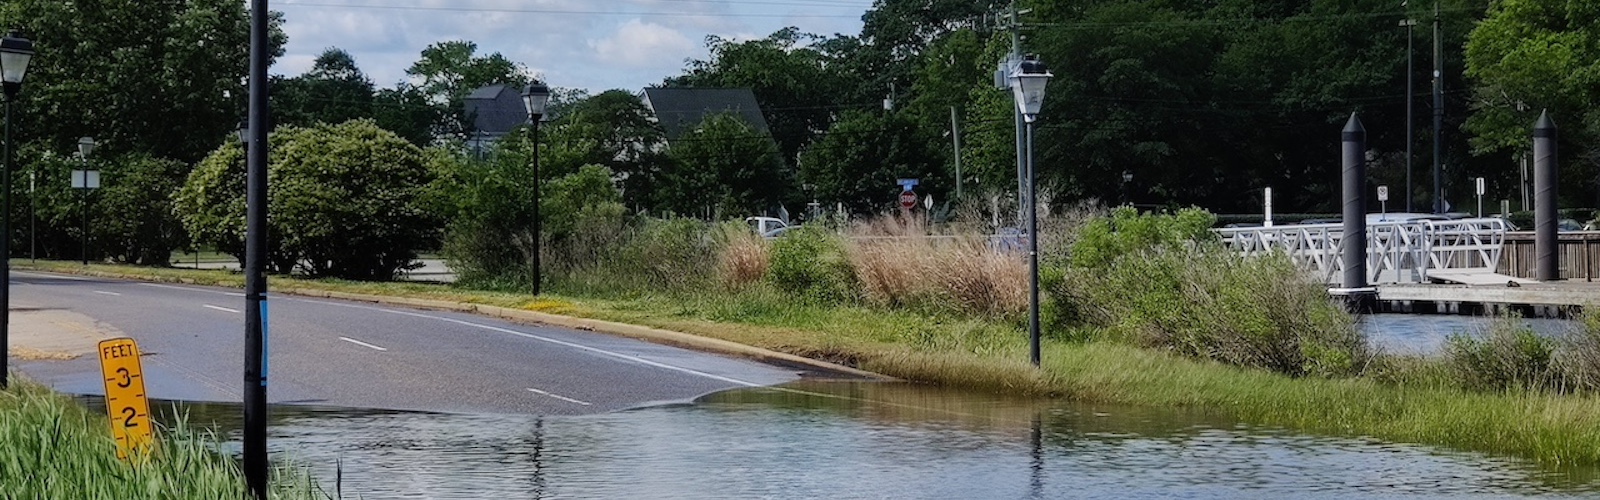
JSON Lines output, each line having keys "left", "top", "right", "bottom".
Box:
{"left": 641, "top": 87, "right": 770, "bottom": 140}
{"left": 463, "top": 84, "right": 527, "bottom": 136}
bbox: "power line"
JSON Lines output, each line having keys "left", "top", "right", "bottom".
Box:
{"left": 276, "top": 2, "right": 867, "bottom": 18}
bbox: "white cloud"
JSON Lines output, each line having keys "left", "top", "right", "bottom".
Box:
{"left": 590, "top": 19, "right": 695, "bottom": 69}
{"left": 268, "top": 0, "right": 868, "bottom": 92}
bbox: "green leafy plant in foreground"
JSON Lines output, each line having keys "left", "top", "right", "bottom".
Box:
{"left": 0, "top": 378, "right": 326, "bottom": 499}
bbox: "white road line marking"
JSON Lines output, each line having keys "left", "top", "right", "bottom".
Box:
{"left": 527, "top": 388, "right": 591, "bottom": 406}
{"left": 93, "top": 290, "right": 122, "bottom": 296}
{"left": 290, "top": 297, "right": 760, "bottom": 387}
{"left": 139, "top": 282, "right": 240, "bottom": 296}
{"left": 338, "top": 337, "right": 388, "bottom": 351}
{"left": 202, "top": 304, "right": 241, "bottom": 314}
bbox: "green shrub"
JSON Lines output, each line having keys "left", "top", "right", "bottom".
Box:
{"left": 1445, "top": 317, "right": 1557, "bottom": 391}
{"left": 1069, "top": 206, "right": 1216, "bottom": 269}
{"left": 1053, "top": 246, "right": 1366, "bottom": 377}
{"left": 767, "top": 226, "right": 857, "bottom": 303}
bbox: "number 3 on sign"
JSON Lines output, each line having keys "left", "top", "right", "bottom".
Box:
{"left": 97, "top": 338, "right": 153, "bottom": 461}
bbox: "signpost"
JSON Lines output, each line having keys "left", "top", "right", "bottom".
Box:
{"left": 1475, "top": 177, "right": 1486, "bottom": 217}
{"left": 1377, "top": 185, "right": 1389, "bottom": 221}
{"left": 897, "top": 178, "right": 919, "bottom": 217}
{"left": 899, "top": 190, "right": 917, "bottom": 210}
{"left": 97, "top": 338, "right": 152, "bottom": 461}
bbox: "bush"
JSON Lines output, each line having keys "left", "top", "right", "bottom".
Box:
{"left": 176, "top": 120, "right": 437, "bottom": 279}
{"left": 1069, "top": 206, "right": 1216, "bottom": 269}
{"left": 1445, "top": 317, "right": 1557, "bottom": 392}
{"left": 1057, "top": 248, "right": 1366, "bottom": 377}
{"left": 767, "top": 226, "right": 856, "bottom": 303}
{"left": 846, "top": 216, "right": 1026, "bottom": 318}
{"left": 1551, "top": 309, "right": 1600, "bottom": 392}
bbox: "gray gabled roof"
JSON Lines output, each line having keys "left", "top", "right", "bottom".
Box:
{"left": 641, "top": 87, "right": 770, "bottom": 140}
{"left": 463, "top": 84, "right": 527, "bottom": 136}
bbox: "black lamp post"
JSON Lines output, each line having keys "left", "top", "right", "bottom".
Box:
{"left": 1010, "top": 55, "right": 1051, "bottom": 368}
{"left": 1, "top": 30, "right": 35, "bottom": 389}
{"left": 522, "top": 83, "right": 550, "bottom": 296}
{"left": 74, "top": 137, "right": 97, "bottom": 266}
{"left": 1121, "top": 170, "right": 1133, "bottom": 206}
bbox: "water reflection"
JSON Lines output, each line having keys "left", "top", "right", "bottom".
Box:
{"left": 102, "top": 381, "right": 1600, "bottom": 498}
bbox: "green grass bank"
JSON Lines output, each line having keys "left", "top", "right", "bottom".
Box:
{"left": 15, "top": 258, "right": 1600, "bottom": 468}
{"left": 0, "top": 376, "right": 324, "bottom": 499}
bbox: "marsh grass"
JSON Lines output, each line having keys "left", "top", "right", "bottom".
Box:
{"left": 0, "top": 377, "right": 327, "bottom": 499}
{"left": 18, "top": 256, "right": 1600, "bottom": 467}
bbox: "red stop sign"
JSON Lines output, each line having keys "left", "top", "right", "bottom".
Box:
{"left": 899, "top": 190, "right": 917, "bottom": 209}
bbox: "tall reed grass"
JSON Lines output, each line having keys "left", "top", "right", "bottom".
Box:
{"left": 1, "top": 377, "right": 326, "bottom": 499}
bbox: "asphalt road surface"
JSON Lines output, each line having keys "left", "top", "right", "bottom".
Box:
{"left": 9, "top": 271, "right": 802, "bottom": 415}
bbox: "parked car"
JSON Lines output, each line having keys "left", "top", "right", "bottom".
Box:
{"left": 746, "top": 216, "right": 788, "bottom": 237}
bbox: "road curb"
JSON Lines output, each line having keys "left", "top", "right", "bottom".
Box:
{"left": 20, "top": 265, "right": 890, "bottom": 380}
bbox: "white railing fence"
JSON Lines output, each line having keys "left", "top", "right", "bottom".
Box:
{"left": 1215, "top": 218, "right": 1507, "bottom": 285}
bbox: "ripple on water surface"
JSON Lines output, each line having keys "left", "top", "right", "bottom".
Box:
{"left": 133, "top": 381, "right": 1599, "bottom": 499}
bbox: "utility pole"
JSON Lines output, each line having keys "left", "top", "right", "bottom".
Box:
{"left": 1401, "top": 11, "right": 1416, "bottom": 213}
{"left": 244, "top": 0, "right": 272, "bottom": 496}
{"left": 951, "top": 106, "right": 963, "bottom": 201}
{"left": 1011, "top": 3, "right": 1025, "bottom": 225}
{"left": 1431, "top": 0, "right": 1444, "bottom": 213}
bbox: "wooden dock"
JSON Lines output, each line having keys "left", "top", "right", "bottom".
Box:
{"left": 1376, "top": 279, "right": 1600, "bottom": 316}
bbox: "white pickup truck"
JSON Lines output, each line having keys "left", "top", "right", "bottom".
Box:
{"left": 745, "top": 216, "right": 790, "bottom": 238}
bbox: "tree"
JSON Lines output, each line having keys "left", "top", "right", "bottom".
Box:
{"left": 405, "top": 40, "right": 532, "bottom": 140}
{"left": 541, "top": 90, "right": 668, "bottom": 208}
{"left": 1465, "top": 0, "right": 1600, "bottom": 205}
{"left": 659, "top": 114, "right": 789, "bottom": 217}
{"left": 669, "top": 29, "right": 842, "bottom": 169}
{"left": 799, "top": 110, "right": 946, "bottom": 214}
{"left": 0, "top": 0, "right": 284, "bottom": 164}
{"left": 273, "top": 48, "right": 377, "bottom": 128}
{"left": 175, "top": 120, "right": 438, "bottom": 279}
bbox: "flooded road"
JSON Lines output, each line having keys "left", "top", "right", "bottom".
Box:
{"left": 100, "top": 381, "right": 1600, "bottom": 499}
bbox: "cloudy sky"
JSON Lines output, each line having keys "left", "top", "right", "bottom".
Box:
{"left": 272, "top": 0, "right": 872, "bottom": 94}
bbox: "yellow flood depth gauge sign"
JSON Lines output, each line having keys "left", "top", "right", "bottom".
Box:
{"left": 97, "top": 338, "right": 153, "bottom": 460}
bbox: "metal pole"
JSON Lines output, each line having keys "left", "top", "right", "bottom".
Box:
{"left": 1026, "top": 120, "right": 1040, "bottom": 367}
{"left": 28, "top": 169, "right": 34, "bottom": 261}
{"left": 1, "top": 100, "right": 11, "bottom": 388}
{"left": 1431, "top": 0, "right": 1444, "bottom": 213}
{"left": 1404, "top": 18, "right": 1415, "bottom": 213}
{"left": 951, "top": 106, "right": 963, "bottom": 201}
{"left": 531, "top": 121, "right": 542, "bottom": 296}
{"left": 1534, "top": 111, "right": 1558, "bottom": 281}
{"left": 81, "top": 190, "right": 87, "bottom": 266}
{"left": 244, "top": 0, "right": 272, "bottom": 495}
{"left": 1342, "top": 113, "right": 1368, "bottom": 290}
{"left": 1011, "top": 3, "right": 1026, "bottom": 224}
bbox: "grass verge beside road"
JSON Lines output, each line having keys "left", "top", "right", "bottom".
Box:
{"left": 0, "top": 376, "right": 323, "bottom": 499}
{"left": 17, "top": 260, "right": 1600, "bottom": 467}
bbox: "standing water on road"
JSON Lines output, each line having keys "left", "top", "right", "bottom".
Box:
{"left": 111, "top": 381, "right": 1599, "bottom": 499}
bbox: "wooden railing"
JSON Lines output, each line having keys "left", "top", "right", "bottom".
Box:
{"left": 1498, "top": 231, "right": 1600, "bottom": 281}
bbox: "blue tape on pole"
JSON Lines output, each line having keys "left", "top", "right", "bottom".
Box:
{"left": 260, "top": 298, "right": 269, "bottom": 387}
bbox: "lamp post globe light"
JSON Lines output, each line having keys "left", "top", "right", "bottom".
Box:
{"left": 75, "top": 137, "right": 97, "bottom": 266}
{"left": 522, "top": 82, "right": 550, "bottom": 296}
{"left": 0, "top": 30, "right": 35, "bottom": 389}
{"left": 1009, "top": 55, "right": 1050, "bottom": 368}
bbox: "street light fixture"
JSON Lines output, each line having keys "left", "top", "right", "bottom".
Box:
{"left": 0, "top": 29, "right": 35, "bottom": 389}
{"left": 236, "top": 121, "right": 249, "bottom": 145}
{"left": 1009, "top": 55, "right": 1050, "bottom": 368}
{"left": 521, "top": 82, "right": 550, "bottom": 296}
{"left": 73, "top": 137, "right": 98, "bottom": 266}
{"left": 1122, "top": 170, "right": 1134, "bottom": 206}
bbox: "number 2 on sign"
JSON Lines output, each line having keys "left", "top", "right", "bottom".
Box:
{"left": 97, "top": 338, "right": 153, "bottom": 461}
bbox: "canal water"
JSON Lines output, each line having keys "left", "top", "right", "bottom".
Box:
{"left": 108, "top": 379, "right": 1598, "bottom": 499}
{"left": 1361, "top": 314, "right": 1575, "bottom": 354}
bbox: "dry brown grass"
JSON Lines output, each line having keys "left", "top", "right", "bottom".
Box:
{"left": 718, "top": 229, "right": 770, "bottom": 288}
{"left": 846, "top": 216, "right": 1027, "bottom": 317}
